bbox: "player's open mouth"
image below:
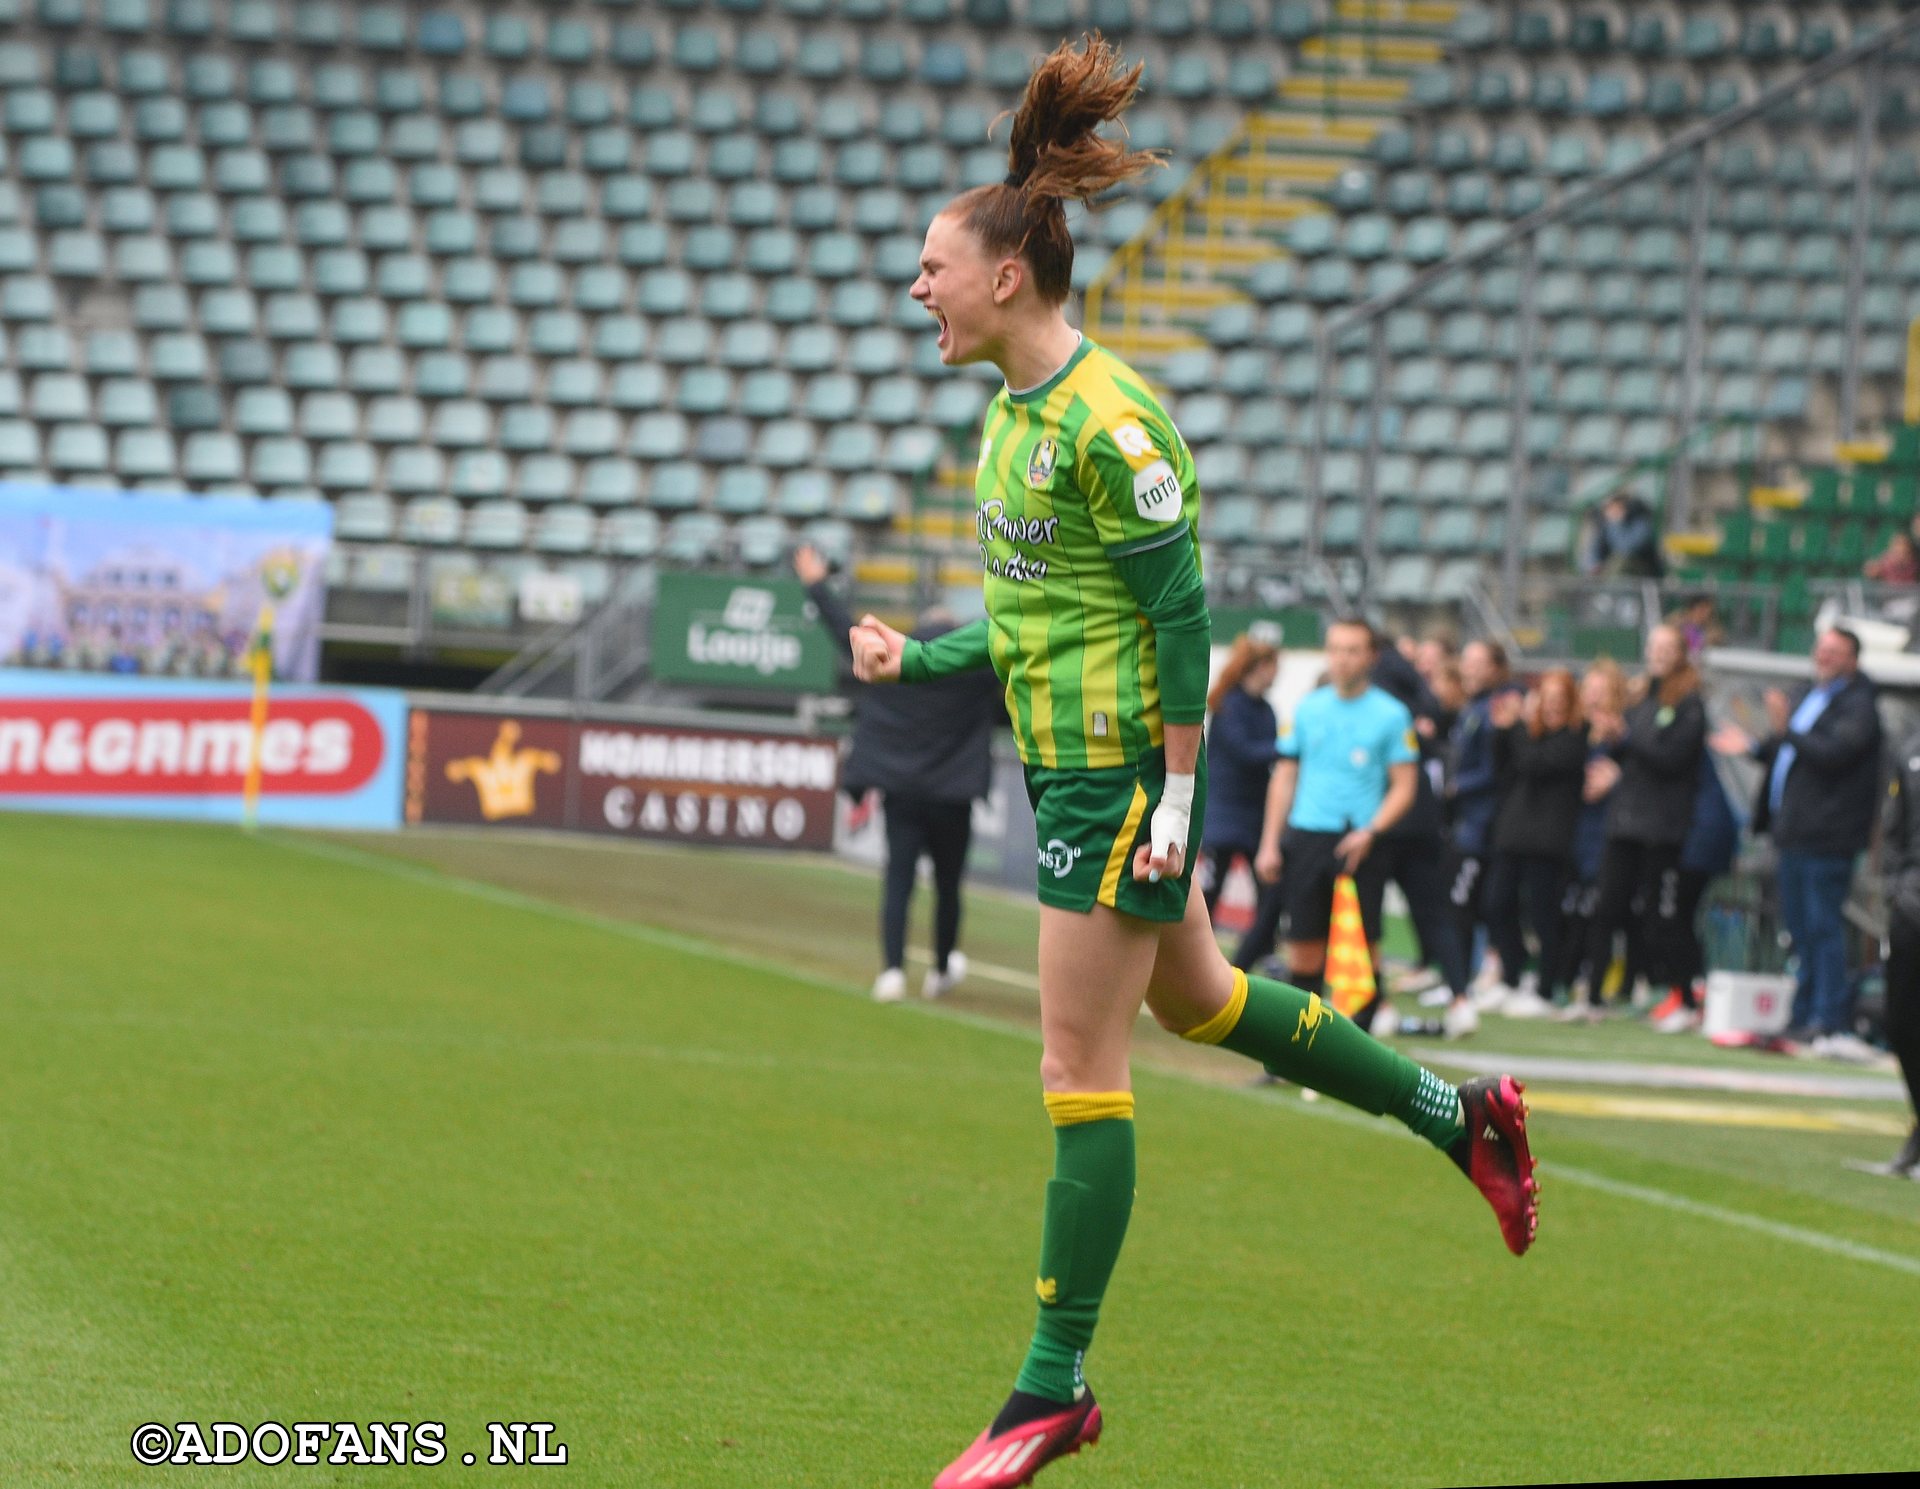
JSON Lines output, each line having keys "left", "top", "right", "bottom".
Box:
{"left": 930, "top": 307, "right": 950, "bottom": 350}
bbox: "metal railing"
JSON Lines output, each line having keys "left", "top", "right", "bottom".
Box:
{"left": 478, "top": 567, "right": 654, "bottom": 704}
{"left": 1304, "top": 9, "right": 1920, "bottom": 616}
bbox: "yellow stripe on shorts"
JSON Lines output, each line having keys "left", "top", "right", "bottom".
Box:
{"left": 1096, "top": 779, "right": 1150, "bottom": 907}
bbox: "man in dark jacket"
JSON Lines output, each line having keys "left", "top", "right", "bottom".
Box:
{"left": 1712, "top": 627, "right": 1883, "bottom": 1042}
{"left": 1872, "top": 735, "right": 1920, "bottom": 1175}
{"left": 797, "top": 546, "right": 1003, "bottom": 1003}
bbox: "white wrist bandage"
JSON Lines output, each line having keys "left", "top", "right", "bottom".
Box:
{"left": 1146, "top": 771, "right": 1196, "bottom": 882}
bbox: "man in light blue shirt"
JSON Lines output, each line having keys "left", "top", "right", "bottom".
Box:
{"left": 1246, "top": 620, "right": 1419, "bottom": 1030}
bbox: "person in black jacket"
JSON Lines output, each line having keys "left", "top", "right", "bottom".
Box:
{"left": 1483, "top": 670, "right": 1589, "bottom": 1012}
{"left": 1872, "top": 734, "right": 1920, "bottom": 1175}
{"left": 1574, "top": 624, "right": 1708, "bottom": 1017}
{"left": 1449, "top": 642, "right": 1525, "bottom": 994}
{"left": 1370, "top": 633, "right": 1474, "bottom": 1019}
{"left": 797, "top": 546, "right": 1003, "bottom": 1003}
{"left": 1199, "top": 633, "right": 1279, "bottom": 918}
{"left": 1710, "top": 627, "right": 1883, "bottom": 1042}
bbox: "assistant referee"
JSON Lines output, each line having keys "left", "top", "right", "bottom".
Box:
{"left": 1250, "top": 619, "right": 1420, "bottom": 1032}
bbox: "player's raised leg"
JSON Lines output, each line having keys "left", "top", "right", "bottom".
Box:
{"left": 1144, "top": 879, "right": 1540, "bottom": 1255}
{"left": 933, "top": 903, "right": 1154, "bottom": 1489}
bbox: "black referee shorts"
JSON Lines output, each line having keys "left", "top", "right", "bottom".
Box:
{"left": 1282, "top": 827, "right": 1389, "bottom": 944}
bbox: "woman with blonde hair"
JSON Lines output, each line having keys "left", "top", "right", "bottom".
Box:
{"left": 1199, "top": 633, "right": 1280, "bottom": 916}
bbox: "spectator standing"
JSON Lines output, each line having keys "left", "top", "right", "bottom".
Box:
{"left": 1371, "top": 632, "right": 1474, "bottom": 1013}
{"left": 1200, "top": 635, "right": 1280, "bottom": 917}
{"left": 1665, "top": 595, "right": 1726, "bottom": 657}
{"left": 1449, "top": 641, "right": 1523, "bottom": 998}
{"left": 796, "top": 546, "right": 1003, "bottom": 1002}
{"left": 1483, "top": 671, "right": 1589, "bottom": 1017}
{"left": 1429, "top": 661, "right": 1465, "bottom": 740}
{"left": 1551, "top": 661, "right": 1628, "bottom": 1013}
{"left": 1572, "top": 625, "right": 1708, "bottom": 1017}
{"left": 1645, "top": 755, "right": 1742, "bottom": 1033}
{"left": 1414, "top": 628, "right": 1458, "bottom": 688}
{"left": 1581, "top": 492, "right": 1665, "bottom": 579}
{"left": 1872, "top": 732, "right": 1920, "bottom": 1175}
{"left": 1711, "top": 627, "right": 1883, "bottom": 1047}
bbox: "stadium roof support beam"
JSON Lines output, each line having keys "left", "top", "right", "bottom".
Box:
{"left": 1840, "top": 51, "right": 1883, "bottom": 444}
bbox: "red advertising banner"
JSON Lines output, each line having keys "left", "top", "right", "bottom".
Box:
{"left": 407, "top": 709, "right": 838, "bottom": 851}
{"left": 0, "top": 694, "right": 385, "bottom": 796}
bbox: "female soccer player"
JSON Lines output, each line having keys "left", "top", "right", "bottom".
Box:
{"left": 850, "top": 37, "right": 1540, "bottom": 1489}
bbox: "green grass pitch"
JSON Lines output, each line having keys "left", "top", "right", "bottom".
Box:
{"left": 3, "top": 811, "right": 1918, "bottom": 1486}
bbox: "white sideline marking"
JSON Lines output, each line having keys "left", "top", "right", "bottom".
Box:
{"left": 1541, "top": 1163, "right": 1920, "bottom": 1279}
{"left": 270, "top": 832, "right": 1920, "bottom": 1283}
{"left": 904, "top": 946, "right": 1041, "bottom": 992}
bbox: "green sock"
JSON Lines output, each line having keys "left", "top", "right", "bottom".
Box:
{"left": 1184, "top": 970, "right": 1464, "bottom": 1150}
{"left": 1012, "top": 1092, "right": 1136, "bottom": 1404}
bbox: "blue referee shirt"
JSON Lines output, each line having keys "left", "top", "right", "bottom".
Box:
{"left": 1278, "top": 685, "right": 1420, "bottom": 833}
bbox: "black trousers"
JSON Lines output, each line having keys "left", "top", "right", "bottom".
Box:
{"left": 1232, "top": 873, "right": 1286, "bottom": 971}
{"left": 1885, "top": 925, "right": 1920, "bottom": 1120}
{"left": 1200, "top": 837, "right": 1261, "bottom": 917}
{"left": 1486, "top": 851, "right": 1569, "bottom": 989}
{"left": 1448, "top": 849, "right": 1491, "bottom": 966}
{"left": 881, "top": 793, "right": 973, "bottom": 973}
{"left": 1375, "top": 830, "right": 1470, "bottom": 997}
{"left": 1585, "top": 839, "right": 1684, "bottom": 998}
{"left": 1548, "top": 876, "right": 1600, "bottom": 1000}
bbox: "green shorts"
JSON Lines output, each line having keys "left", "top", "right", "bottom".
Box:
{"left": 1023, "top": 746, "right": 1208, "bottom": 923}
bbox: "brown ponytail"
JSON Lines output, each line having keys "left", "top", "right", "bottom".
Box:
{"left": 1207, "top": 633, "right": 1280, "bottom": 714}
{"left": 949, "top": 34, "right": 1164, "bottom": 306}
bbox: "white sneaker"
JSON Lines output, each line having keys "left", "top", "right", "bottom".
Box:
{"left": 921, "top": 950, "right": 968, "bottom": 1000}
{"left": 1370, "top": 1001, "right": 1398, "bottom": 1038}
{"left": 1653, "top": 1007, "right": 1702, "bottom": 1034}
{"left": 1472, "top": 982, "right": 1515, "bottom": 1014}
{"left": 1468, "top": 960, "right": 1504, "bottom": 997}
{"left": 1501, "top": 988, "right": 1555, "bottom": 1020}
{"left": 1391, "top": 965, "right": 1444, "bottom": 996}
{"left": 1442, "top": 998, "right": 1480, "bottom": 1040}
{"left": 872, "top": 968, "right": 907, "bottom": 1003}
{"left": 1817, "top": 1031, "right": 1886, "bottom": 1065}
{"left": 1417, "top": 985, "right": 1455, "bottom": 1008}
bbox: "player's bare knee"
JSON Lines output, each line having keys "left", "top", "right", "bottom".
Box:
{"left": 1038, "top": 1048, "right": 1082, "bottom": 1091}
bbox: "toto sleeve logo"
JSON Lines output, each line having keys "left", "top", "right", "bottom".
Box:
{"left": 0, "top": 697, "right": 385, "bottom": 796}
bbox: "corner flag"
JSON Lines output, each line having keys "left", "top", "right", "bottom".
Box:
{"left": 1324, "top": 874, "right": 1376, "bottom": 1018}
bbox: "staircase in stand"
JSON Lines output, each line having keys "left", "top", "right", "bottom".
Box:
{"left": 1085, "top": 0, "right": 1454, "bottom": 364}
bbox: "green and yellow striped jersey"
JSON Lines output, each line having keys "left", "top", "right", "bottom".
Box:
{"left": 973, "top": 336, "right": 1203, "bottom": 770}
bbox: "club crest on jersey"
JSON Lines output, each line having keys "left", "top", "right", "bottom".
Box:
{"left": 1026, "top": 437, "right": 1059, "bottom": 488}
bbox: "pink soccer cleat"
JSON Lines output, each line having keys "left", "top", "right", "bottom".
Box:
{"left": 932, "top": 1394, "right": 1101, "bottom": 1488}
{"left": 1453, "top": 1074, "right": 1540, "bottom": 1255}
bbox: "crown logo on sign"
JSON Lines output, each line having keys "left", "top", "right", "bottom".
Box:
{"left": 445, "top": 720, "right": 561, "bottom": 821}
